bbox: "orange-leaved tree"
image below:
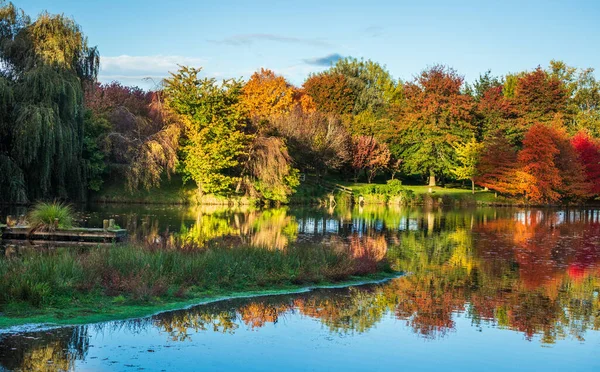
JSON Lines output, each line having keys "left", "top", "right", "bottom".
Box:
{"left": 476, "top": 134, "right": 519, "bottom": 194}
{"left": 302, "top": 72, "right": 356, "bottom": 116}
{"left": 242, "top": 68, "right": 295, "bottom": 120}
{"left": 516, "top": 124, "right": 562, "bottom": 203}
{"left": 516, "top": 123, "right": 590, "bottom": 203}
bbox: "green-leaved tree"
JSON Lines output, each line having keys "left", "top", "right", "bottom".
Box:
{"left": 163, "top": 66, "right": 250, "bottom": 196}
{"left": 452, "top": 138, "right": 484, "bottom": 193}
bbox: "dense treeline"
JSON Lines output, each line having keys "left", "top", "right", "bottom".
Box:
{"left": 2, "top": 3, "right": 600, "bottom": 204}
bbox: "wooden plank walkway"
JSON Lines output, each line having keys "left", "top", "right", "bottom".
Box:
{"left": 1, "top": 226, "right": 127, "bottom": 243}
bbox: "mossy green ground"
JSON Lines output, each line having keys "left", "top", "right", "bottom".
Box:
{"left": 0, "top": 272, "right": 399, "bottom": 329}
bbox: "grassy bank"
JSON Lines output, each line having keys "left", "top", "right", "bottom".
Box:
{"left": 343, "top": 182, "right": 510, "bottom": 206}
{"left": 0, "top": 244, "right": 394, "bottom": 328}
{"left": 92, "top": 175, "right": 259, "bottom": 205}
{"left": 91, "top": 173, "right": 517, "bottom": 207}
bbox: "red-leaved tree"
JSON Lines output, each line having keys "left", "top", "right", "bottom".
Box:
{"left": 516, "top": 124, "right": 591, "bottom": 203}
{"left": 351, "top": 136, "right": 391, "bottom": 183}
{"left": 572, "top": 131, "right": 600, "bottom": 195}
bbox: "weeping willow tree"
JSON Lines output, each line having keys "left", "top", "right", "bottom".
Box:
{"left": 0, "top": 2, "right": 99, "bottom": 202}
{"left": 241, "top": 135, "right": 300, "bottom": 203}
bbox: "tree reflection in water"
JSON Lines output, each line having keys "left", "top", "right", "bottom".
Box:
{"left": 2, "top": 207, "right": 600, "bottom": 370}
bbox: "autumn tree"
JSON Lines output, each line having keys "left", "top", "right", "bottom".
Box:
{"left": 475, "top": 135, "right": 519, "bottom": 194}
{"left": 85, "top": 83, "right": 181, "bottom": 191}
{"left": 475, "top": 67, "right": 568, "bottom": 145}
{"left": 516, "top": 123, "right": 590, "bottom": 203}
{"left": 351, "top": 136, "right": 391, "bottom": 183}
{"left": 452, "top": 138, "right": 484, "bottom": 193}
{"left": 474, "top": 83, "right": 518, "bottom": 140}
{"left": 241, "top": 68, "right": 295, "bottom": 120}
{"left": 516, "top": 124, "right": 562, "bottom": 203}
{"left": 572, "top": 132, "right": 600, "bottom": 195}
{"left": 163, "top": 66, "right": 250, "bottom": 196}
{"left": 513, "top": 68, "right": 568, "bottom": 134}
{"left": 388, "top": 65, "right": 475, "bottom": 186}
{"left": 270, "top": 107, "right": 351, "bottom": 177}
{"left": 302, "top": 72, "right": 356, "bottom": 116}
{"left": 552, "top": 128, "right": 591, "bottom": 201}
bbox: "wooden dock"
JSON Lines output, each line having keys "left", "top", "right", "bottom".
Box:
{"left": 1, "top": 226, "right": 127, "bottom": 243}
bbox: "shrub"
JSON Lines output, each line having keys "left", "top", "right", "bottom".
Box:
{"left": 358, "top": 180, "right": 414, "bottom": 203}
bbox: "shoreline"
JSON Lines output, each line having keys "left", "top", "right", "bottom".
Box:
{"left": 0, "top": 271, "right": 403, "bottom": 333}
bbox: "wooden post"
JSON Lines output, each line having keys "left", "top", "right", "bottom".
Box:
{"left": 6, "top": 215, "right": 15, "bottom": 227}
{"left": 53, "top": 218, "right": 59, "bottom": 230}
{"left": 103, "top": 219, "right": 109, "bottom": 230}
{"left": 109, "top": 219, "right": 115, "bottom": 229}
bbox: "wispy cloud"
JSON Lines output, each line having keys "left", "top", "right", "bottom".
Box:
{"left": 99, "top": 55, "right": 206, "bottom": 88}
{"left": 101, "top": 55, "right": 205, "bottom": 74}
{"left": 303, "top": 53, "right": 346, "bottom": 67}
{"left": 209, "top": 33, "right": 331, "bottom": 47}
{"left": 363, "top": 26, "right": 384, "bottom": 38}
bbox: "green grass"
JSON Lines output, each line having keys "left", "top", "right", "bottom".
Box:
{"left": 0, "top": 243, "right": 394, "bottom": 328}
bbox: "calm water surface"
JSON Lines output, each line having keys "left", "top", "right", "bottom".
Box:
{"left": 1, "top": 205, "right": 600, "bottom": 371}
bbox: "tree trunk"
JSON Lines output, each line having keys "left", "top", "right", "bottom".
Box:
{"left": 367, "top": 169, "right": 375, "bottom": 184}
{"left": 428, "top": 171, "right": 436, "bottom": 187}
{"left": 471, "top": 178, "right": 475, "bottom": 194}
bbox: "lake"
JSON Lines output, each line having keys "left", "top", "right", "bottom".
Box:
{"left": 1, "top": 205, "right": 599, "bottom": 371}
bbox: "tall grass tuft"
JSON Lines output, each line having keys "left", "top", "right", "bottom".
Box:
{"left": 28, "top": 201, "right": 75, "bottom": 231}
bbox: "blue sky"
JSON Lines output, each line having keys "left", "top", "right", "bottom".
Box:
{"left": 20, "top": 0, "right": 600, "bottom": 89}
